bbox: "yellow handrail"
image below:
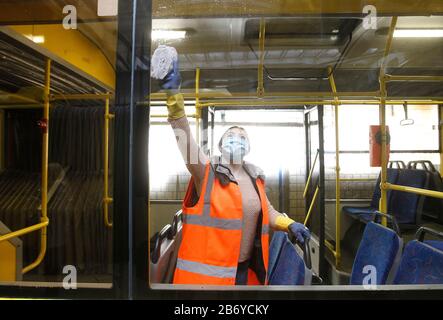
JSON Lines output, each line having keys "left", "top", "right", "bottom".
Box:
{"left": 385, "top": 75, "right": 443, "bottom": 82}
{"left": 0, "top": 221, "right": 48, "bottom": 244}
{"left": 103, "top": 97, "right": 114, "bottom": 228}
{"left": 197, "top": 99, "right": 443, "bottom": 108}
{"left": 328, "top": 66, "right": 341, "bottom": 267}
{"left": 150, "top": 114, "right": 197, "bottom": 118}
{"left": 51, "top": 93, "right": 113, "bottom": 101}
{"left": 303, "top": 186, "right": 319, "bottom": 226}
{"left": 378, "top": 16, "right": 398, "bottom": 227}
{"left": 257, "top": 17, "right": 266, "bottom": 97}
{"left": 383, "top": 183, "right": 443, "bottom": 200}
{"left": 333, "top": 178, "right": 377, "bottom": 182}
{"left": 325, "top": 240, "right": 336, "bottom": 257}
{"left": 303, "top": 150, "right": 319, "bottom": 198}
{"left": 22, "top": 58, "right": 52, "bottom": 274}
{"left": 149, "top": 91, "right": 383, "bottom": 100}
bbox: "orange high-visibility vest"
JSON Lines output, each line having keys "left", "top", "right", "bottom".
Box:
{"left": 173, "top": 162, "right": 269, "bottom": 285}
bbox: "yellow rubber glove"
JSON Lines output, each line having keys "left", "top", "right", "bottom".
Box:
{"left": 166, "top": 93, "right": 186, "bottom": 120}
{"left": 274, "top": 215, "right": 296, "bottom": 232}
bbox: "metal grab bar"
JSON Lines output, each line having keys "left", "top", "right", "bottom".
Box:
{"left": 328, "top": 66, "right": 341, "bottom": 268}
{"left": 303, "top": 149, "right": 319, "bottom": 199}
{"left": 257, "top": 17, "right": 265, "bottom": 97}
{"left": 383, "top": 182, "right": 443, "bottom": 200}
{"left": 385, "top": 75, "right": 443, "bottom": 82}
{"left": 378, "top": 16, "right": 398, "bottom": 228}
{"left": 0, "top": 221, "right": 48, "bottom": 244}
{"left": 304, "top": 186, "right": 319, "bottom": 226}
{"left": 103, "top": 97, "right": 114, "bottom": 228}
{"left": 197, "top": 100, "right": 443, "bottom": 108}
{"left": 22, "top": 58, "right": 52, "bottom": 274}
{"left": 148, "top": 91, "right": 443, "bottom": 100}
{"left": 338, "top": 178, "right": 377, "bottom": 182}
{"left": 325, "top": 240, "right": 336, "bottom": 257}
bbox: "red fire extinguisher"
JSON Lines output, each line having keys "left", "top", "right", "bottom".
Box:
{"left": 369, "top": 125, "right": 390, "bottom": 167}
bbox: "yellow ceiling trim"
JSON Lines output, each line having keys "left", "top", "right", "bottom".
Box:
{"left": 10, "top": 24, "right": 115, "bottom": 90}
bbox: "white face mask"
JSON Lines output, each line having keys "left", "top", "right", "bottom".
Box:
{"left": 221, "top": 134, "right": 249, "bottom": 163}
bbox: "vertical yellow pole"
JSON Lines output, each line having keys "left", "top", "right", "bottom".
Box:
{"left": 379, "top": 17, "right": 398, "bottom": 227}
{"left": 195, "top": 68, "right": 201, "bottom": 145}
{"left": 23, "top": 58, "right": 51, "bottom": 274}
{"left": 257, "top": 17, "right": 265, "bottom": 97}
{"left": 104, "top": 97, "right": 114, "bottom": 227}
{"left": 328, "top": 66, "right": 341, "bottom": 268}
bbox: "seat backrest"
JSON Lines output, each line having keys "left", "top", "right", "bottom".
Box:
{"left": 150, "top": 224, "right": 175, "bottom": 283}
{"left": 424, "top": 240, "right": 443, "bottom": 252}
{"left": 408, "top": 161, "right": 443, "bottom": 223}
{"left": 268, "top": 232, "right": 311, "bottom": 285}
{"left": 164, "top": 211, "right": 183, "bottom": 283}
{"left": 268, "top": 231, "right": 287, "bottom": 281}
{"left": 394, "top": 240, "right": 443, "bottom": 284}
{"left": 350, "top": 222, "right": 402, "bottom": 285}
{"left": 389, "top": 169, "right": 429, "bottom": 225}
{"left": 370, "top": 169, "right": 400, "bottom": 209}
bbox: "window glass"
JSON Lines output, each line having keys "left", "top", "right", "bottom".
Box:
{"left": 148, "top": 3, "right": 443, "bottom": 291}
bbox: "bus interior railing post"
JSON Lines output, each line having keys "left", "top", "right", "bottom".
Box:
{"left": 378, "top": 16, "right": 398, "bottom": 227}
{"left": 328, "top": 65, "right": 341, "bottom": 268}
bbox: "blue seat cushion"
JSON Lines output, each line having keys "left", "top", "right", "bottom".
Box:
{"left": 344, "top": 169, "right": 399, "bottom": 221}
{"left": 370, "top": 169, "right": 400, "bottom": 209}
{"left": 390, "top": 169, "right": 428, "bottom": 225}
{"left": 424, "top": 240, "right": 443, "bottom": 252}
{"left": 343, "top": 206, "right": 377, "bottom": 216}
{"left": 268, "top": 232, "right": 306, "bottom": 285}
{"left": 394, "top": 240, "right": 443, "bottom": 284}
{"left": 343, "top": 206, "right": 377, "bottom": 222}
{"left": 350, "top": 222, "right": 401, "bottom": 285}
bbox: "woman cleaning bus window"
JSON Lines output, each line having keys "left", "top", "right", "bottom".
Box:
{"left": 155, "top": 56, "right": 310, "bottom": 286}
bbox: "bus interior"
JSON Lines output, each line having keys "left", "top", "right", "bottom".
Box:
{"left": 0, "top": 0, "right": 443, "bottom": 298}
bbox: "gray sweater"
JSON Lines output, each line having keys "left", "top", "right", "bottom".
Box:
{"left": 169, "top": 116, "right": 283, "bottom": 263}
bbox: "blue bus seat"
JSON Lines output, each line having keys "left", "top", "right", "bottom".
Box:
{"left": 393, "top": 240, "right": 443, "bottom": 284}
{"left": 417, "top": 226, "right": 443, "bottom": 254}
{"left": 343, "top": 169, "right": 400, "bottom": 221}
{"left": 350, "top": 221, "right": 402, "bottom": 285}
{"left": 424, "top": 240, "right": 443, "bottom": 252}
{"left": 408, "top": 161, "right": 443, "bottom": 224}
{"left": 268, "top": 231, "right": 312, "bottom": 285}
{"left": 389, "top": 169, "right": 429, "bottom": 228}
{"left": 268, "top": 231, "right": 287, "bottom": 281}
{"left": 150, "top": 224, "right": 175, "bottom": 283}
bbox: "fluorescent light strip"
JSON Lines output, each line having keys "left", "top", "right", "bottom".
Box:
{"left": 152, "top": 30, "right": 186, "bottom": 41}
{"left": 394, "top": 29, "right": 443, "bottom": 38}
{"left": 24, "top": 34, "right": 45, "bottom": 43}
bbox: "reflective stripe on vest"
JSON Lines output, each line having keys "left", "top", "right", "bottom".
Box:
{"left": 183, "top": 168, "right": 243, "bottom": 230}
{"left": 183, "top": 214, "right": 242, "bottom": 230}
{"left": 176, "top": 258, "right": 237, "bottom": 279}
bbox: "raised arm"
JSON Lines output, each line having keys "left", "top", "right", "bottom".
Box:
{"left": 154, "top": 57, "right": 208, "bottom": 194}
{"left": 166, "top": 93, "right": 208, "bottom": 194}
